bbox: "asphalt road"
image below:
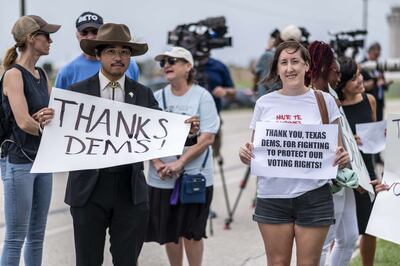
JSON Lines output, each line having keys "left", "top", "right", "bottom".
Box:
{"left": 1, "top": 99, "right": 400, "bottom": 265}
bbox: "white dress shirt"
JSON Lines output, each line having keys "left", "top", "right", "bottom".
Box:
{"left": 98, "top": 70, "right": 126, "bottom": 102}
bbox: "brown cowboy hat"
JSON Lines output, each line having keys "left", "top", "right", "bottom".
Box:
{"left": 80, "top": 23, "right": 148, "bottom": 57}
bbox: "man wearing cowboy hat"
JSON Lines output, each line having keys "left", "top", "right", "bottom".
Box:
{"left": 64, "top": 23, "right": 158, "bottom": 265}
{"left": 55, "top": 12, "right": 140, "bottom": 89}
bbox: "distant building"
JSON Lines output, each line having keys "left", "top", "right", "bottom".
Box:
{"left": 387, "top": 6, "right": 400, "bottom": 57}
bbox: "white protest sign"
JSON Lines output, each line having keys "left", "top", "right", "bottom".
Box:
{"left": 366, "top": 114, "right": 400, "bottom": 244}
{"left": 329, "top": 88, "right": 375, "bottom": 196}
{"left": 31, "top": 88, "right": 190, "bottom": 173}
{"left": 251, "top": 122, "right": 338, "bottom": 179}
{"left": 338, "top": 107, "right": 375, "bottom": 196}
{"left": 356, "top": 120, "right": 386, "bottom": 154}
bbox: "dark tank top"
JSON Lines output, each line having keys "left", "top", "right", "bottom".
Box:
{"left": 342, "top": 93, "right": 376, "bottom": 180}
{"left": 2, "top": 64, "right": 50, "bottom": 163}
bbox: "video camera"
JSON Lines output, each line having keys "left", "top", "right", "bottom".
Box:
{"left": 360, "top": 59, "right": 400, "bottom": 72}
{"left": 329, "top": 30, "right": 367, "bottom": 58}
{"left": 167, "top": 16, "right": 232, "bottom": 69}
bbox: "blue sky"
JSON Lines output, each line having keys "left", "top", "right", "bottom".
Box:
{"left": 1, "top": 0, "right": 399, "bottom": 67}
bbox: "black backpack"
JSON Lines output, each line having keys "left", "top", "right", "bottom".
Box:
{"left": 0, "top": 73, "right": 12, "bottom": 147}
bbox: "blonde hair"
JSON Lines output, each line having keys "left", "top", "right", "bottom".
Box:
{"left": 3, "top": 38, "right": 27, "bottom": 70}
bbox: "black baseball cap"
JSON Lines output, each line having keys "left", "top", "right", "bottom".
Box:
{"left": 75, "top": 11, "right": 103, "bottom": 32}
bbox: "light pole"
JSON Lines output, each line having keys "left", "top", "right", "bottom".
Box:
{"left": 20, "top": 0, "right": 25, "bottom": 16}
{"left": 362, "top": 0, "right": 368, "bottom": 30}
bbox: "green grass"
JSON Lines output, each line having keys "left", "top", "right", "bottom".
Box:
{"left": 350, "top": 239, "right": 400, "bottom": 266}
{"left": 386, "top": 81, "right": 400, "bottom": 99}
{"left": 234, "top": 80, "right": 253, "bottom": 89}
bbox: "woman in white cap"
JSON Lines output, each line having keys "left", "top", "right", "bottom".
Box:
{"left": 145, "top": 47, "right": 220, "bottom": 266}
{"left": 1, "top": 15, "right": 60, "bottom": 265}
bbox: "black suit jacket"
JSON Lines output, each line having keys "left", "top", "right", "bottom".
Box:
{"left": 64, "top": 74, "right": 160, "bottom": 207}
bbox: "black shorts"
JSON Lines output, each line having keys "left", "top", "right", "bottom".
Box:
{"left": 253, "top": 184, "right": 334, "bottom": 227}
{"left": 145, "top": 186, "right": 213, "bottom": 244}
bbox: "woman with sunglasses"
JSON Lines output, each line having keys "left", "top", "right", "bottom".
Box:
{"left": 145, "top": 47, "right": 219, "bottom": 266}
{"left": 239, "top": 41, "right": 349, "bottom": 266}
{"left": 335, "top": 57, "right": 377, "bottom": 266}
{"left": 1, "top": 15, "right": 60, "bottom": 265}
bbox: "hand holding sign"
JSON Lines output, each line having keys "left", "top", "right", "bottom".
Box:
{"left": 33, "top": 107, "right": 55, "bottom": 127}
{"left": 334, "top": 146, "right": 349, "bottom": 169}
{"left": 239, "top": 142, "right": 254, "bottom": 165}
{"left": 370, "top": 179, "right": 390, "bottom": 193}
{"left": 185, "top": 116, "right": 200, "bottom": 135}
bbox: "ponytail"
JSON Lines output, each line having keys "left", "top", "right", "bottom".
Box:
{"left": 3, "top": 46, "right": 18, "bottom": 70}
{"left": 3, "top": 39, "right": 26, "bottom": 70}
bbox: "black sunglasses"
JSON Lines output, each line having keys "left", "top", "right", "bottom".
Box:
{"left": 159, "top": 57, "right": 181, "bottom": 68}
{"left": 33, "top": 31, "right": 50, "bottom": 41}
{"left": 80, "top": 29, "right": 98, "bottom": 36}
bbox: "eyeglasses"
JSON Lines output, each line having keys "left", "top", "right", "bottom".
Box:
{"left": 102, "top": 48, "right": 131, "bottom": 58}
{"left": 32, "top": 31, "right": 51, "bottom": 41}
{"left": 80, "top": 29, "right": 98, "bottom": 36}
{"left": 159, "top": 57, "right": 181, "bottom": 68}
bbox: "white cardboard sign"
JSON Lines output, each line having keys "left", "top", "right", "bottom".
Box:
{"left": 338, "top": 108, "right": 375, "bottom": 196}
{"left": 31, "top": 88, "right": 190, "bottom": 173}
{"left": 329, "top": 88, "right": 375, "bottom": 196}
{"left": 366, "top": 114, "right": 400, "bottom": 244}
{"left": 356, "top": 120, "right": 386, "bottom": 154}
{"left": 251, "top": 122, "right": 338, "bottom": 179}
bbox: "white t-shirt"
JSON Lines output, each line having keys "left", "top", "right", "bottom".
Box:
{"left": 250, "top": 88, "right": 341, "bottom": 198}
{"left": 147, "top": 84, "right": 220, "bottom": 189}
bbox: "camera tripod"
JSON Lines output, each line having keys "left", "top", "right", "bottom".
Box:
{"left": 208, "top": 152, "right": 233, "bottom": 235}
{"left": 222, "top": 165, "right": 255, "bottom": 230}
{"left": 210, "top": 152, "right": 255, "bottom": 231}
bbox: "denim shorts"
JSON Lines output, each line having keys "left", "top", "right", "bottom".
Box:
{"left": 253, "top": 184, "right": 334, "bottom": 227}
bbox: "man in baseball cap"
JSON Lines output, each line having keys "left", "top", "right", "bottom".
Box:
{"left": 55, "top": 11, "right": 140, "bottom": 89}
{"left": 75, "top": 11, "right": 103, "bottom": 32}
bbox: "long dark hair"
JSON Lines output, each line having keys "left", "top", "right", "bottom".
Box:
{"left": 266, "top": 41, "right": 311, "bottom": 84}
{"left": 335, "top": 57, "right": 358, "bottom": 101}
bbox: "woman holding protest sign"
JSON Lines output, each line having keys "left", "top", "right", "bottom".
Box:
{"left": 335, "top": 57, "right": 377, "bottom": 266}
{"left": 239, "top": 41, "right": 349, "bottom": 265}
{"left": 0, "top": 15, "right": 59, "bottom": 265}
{"left": 145, "top": 47, "right": 220, "bottom": 266}
{"left": 307, "top": 41, "right": 360, "bottom": 266}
